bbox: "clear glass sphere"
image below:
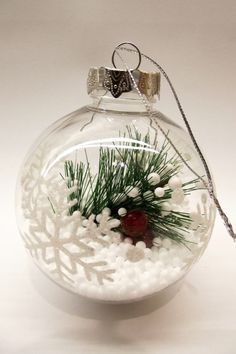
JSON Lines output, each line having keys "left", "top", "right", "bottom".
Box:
{"left": 16, "top": 89, "right": 216, "bottom": 303}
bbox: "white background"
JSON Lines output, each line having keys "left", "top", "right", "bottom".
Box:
{"left": 0, "top": 1, "right": 236, "bottom": 353}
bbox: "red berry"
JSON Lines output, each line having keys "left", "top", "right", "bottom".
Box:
{"left": 143, "top": 229, "right": 155, "bottom": 248}
{"left": 121, "top": 210, "right": 148, "bottom": 237}
{"left": 133, "top": 229, "right": 155, "bottom": 248}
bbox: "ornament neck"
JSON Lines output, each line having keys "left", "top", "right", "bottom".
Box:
{"left": 89, "top": 90, "right": 155, "bottom": 113}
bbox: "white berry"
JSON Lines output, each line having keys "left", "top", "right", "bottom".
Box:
{"left": 168, "top": 176, "right": 182, "bottom": 190}
{"left": 118, "top": 208, "right": 127, "bottom": 216}
{"left": 148, "top": 172, "right": 160, "bottom": 186}
{"left": 136, "top": 241, "right": 146, "bottom": 249}
{"left": 154, "top": 187, "right": 165, "bottom": 198}
{"left": 161, "top": 202, "right": 172, "bottom": 216}
{"left": 153, "top": 237, "right": 162, "bottom": 247}
{"left": 126, "top": 186, "right": 139, "bottom": 198}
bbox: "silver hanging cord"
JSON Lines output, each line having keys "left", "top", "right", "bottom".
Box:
{"left": 113, "top": 43, "right": 236, "bottom": 241}
{"left": 112, "top": 42, "right": 142, "bottom": 70}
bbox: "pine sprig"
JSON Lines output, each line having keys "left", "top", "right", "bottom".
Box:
{"left": 61, "top": 126, "right": 201, "bottom": 246}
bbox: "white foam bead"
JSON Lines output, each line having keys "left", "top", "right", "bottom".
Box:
{"left": 82, "top": 219, "right": 89, "bottom": 227}
{"left": 144, "top": 260, "right": 153, "bottom": 270}
{"left": 172, "top": 267, "right": 181, "bottom": 278}
{"left": 160, "top": 268, "right": 169, "bottom": 278}
{"left": 134, "top": 264, "right": 141, "bottom": 274}
{"left": 127, "top": 281, "right": 135, "bottom": 291}
{"left": 140, "top": 282, "right": 150, "bottom": 294}
{"left": 148, "top": 172, "right": 161, "bottom": 185}
{"left": 110, "top": 244, "right": 118, "bottom": 252}
{"left": 142, "top": 273, "right": 150, "bottom": 283}
{"left": 124, "top": 237, "right": 133, "bottom": 244}
{"left": 136, "top": 241, "right": 146, "bottom": 249}
{"left": 144, "top": 248, "right": 152, "bottom": 258}
{"left": 119, "top": 285, "right": 129, "bottom": 296}
{"left": 151, "top": 252, "right": 159, "bottom": 261}
{"left": 162, "top": 238, "right": 172, "bottom": 249}
{"left": 161, "top": 202, "right": 172, "bottom": 216}
{"left": 172, "top": 257, "right": 182, "bottom": 267}
{"left": 168, "top": 176, "right": 182, "bottom": 190}
{"left": 115, "top": 248, "right": 124, "bottom": 258}
{"left": 168, "top": 248, "right": 178, "bottom": 257}
{"left": 151, "top": 245, "right": 159, "bottom": 252}
{"left": 154, "top": 187, "right": 165, "bottom": 198}
{"left": 120, "top": 242, "right": 130, "bottom": 251}
{"left": 113, "top": 233, "right": 122, "bottom": 244}
{"left": 118, "top": 207, "right": 127, "bottom": 216}
{"left": 159, "top": 252, "right": 169, "bottom": 263}
{"left": 126, "top": 267, "right": 135, "bottom": 277}
{"left": 159, "top": 247, "right": 168, "bottom": 255}
{"left": 115, "top": 256, "right": 124, "bottom": 266}
{"left": 153, "top": 266, "right": 161, "bottom": 278}
{"left": 138, "top": 260, "right": 146, "bottom": 270}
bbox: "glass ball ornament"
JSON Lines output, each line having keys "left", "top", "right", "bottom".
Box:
{"left": 16, "top": 61, "right": 216, "bottom": 303}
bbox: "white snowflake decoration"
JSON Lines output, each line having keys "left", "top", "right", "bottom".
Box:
{"left": 21, "top": 145, "right": 118, "bottom": 286}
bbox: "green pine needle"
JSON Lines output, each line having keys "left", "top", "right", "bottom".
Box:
{"left": 61, "top": 126, "right": 202, "bottom": 246}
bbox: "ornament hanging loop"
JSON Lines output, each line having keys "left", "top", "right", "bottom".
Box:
{"left": 115, "top": 44, "right": 236, "bottom": 241}
{"left": 112, "top": 42, "right": 142, "bottom": 70}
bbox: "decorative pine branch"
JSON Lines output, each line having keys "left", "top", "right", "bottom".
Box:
{"left": 61, "top": 126, "right": 202, "bottom": 246}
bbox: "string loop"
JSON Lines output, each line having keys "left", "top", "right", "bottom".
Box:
{"left": 114, "top": 43, "right": 236, "bottom": 241}
{"left": 112, "top": 42, "right": 142, "bottom": 71}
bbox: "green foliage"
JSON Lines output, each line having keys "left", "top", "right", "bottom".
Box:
{"left": 62, "top": 126, "right": 200, "bottom": 246}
